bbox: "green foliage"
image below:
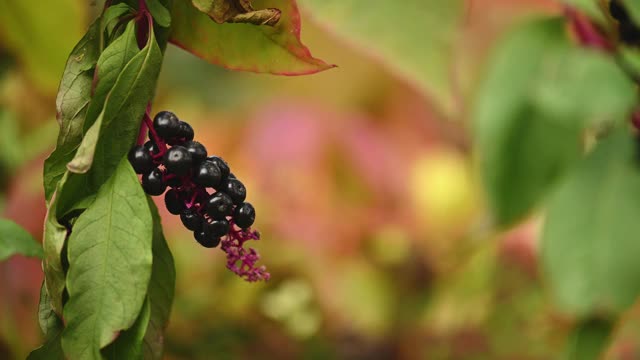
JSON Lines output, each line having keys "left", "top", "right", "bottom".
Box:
{"left": 621, "top": 0, "right": 640, "bottom": 24}
{"left": 564, "top": 317, "right": 615, "bottom": 360}
{"left": 169, "top": 0, "right": 333, "bottom": 75}
{"left": 473, "top": 17, "right": 635, "bottom": 228}
{"left": 542, "top": 132, "right": 640, "bottom": 316}
{"left": 61, "top": 158, "right": 153, "bottom": 360}
{"left": 562, "top": 0, "right": 606, "bottom": 23}
{"left": 0, "top": 218, "right": 43, "bottom": 261}
{"left": 296, "top": 0, "right": 463, "bottom": 115}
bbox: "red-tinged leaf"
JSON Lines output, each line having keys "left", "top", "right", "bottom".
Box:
{"left": 169, "top": 0, "right": 335, "bottom": 75}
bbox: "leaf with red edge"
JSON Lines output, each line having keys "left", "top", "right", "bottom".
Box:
{"left": 169, "top": 0, "right": 335, "bottom": 75}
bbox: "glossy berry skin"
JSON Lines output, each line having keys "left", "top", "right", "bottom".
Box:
{"left": 184, "top": 141, "right": 207, "bottom": 164}
{"left": 178, "top": 121, "right": 194, "bottom": 141}
{"left": 193, "top": 161, "right": 221, "bottom": 188}
{"left": 194, "top": 230, "right": 221, "bottom": 248}
{"left": 166, "top": 176, "right": 182, "bottom": 188}
{"left": 233, "top": 202, "right": 255, "bottom": 229}
{"left": 142, "top": 168, "right": 166, "bottom": 196}
{"left": 128, "top": 145, "right": 154, "bottom": 174}
{"left": 206, "top": 219, "right": 230, "bottom": 238}
{"left": 206, "top": 192, "right": 234, "bottom": 220}
{"left": 164, "top": 189, "right": 184, "bottom": 215}
{"left": 180, "top": 208, "right": 203, "bottom": 231}
{"left": 153, "top": 111, "right": 180, "bottom": 139}
{"left": 144, "top": 140, "right": 160, "bottom": 156}
{"left": 163, "top": 146, "right": 193, "bottom": 176}
{"left": 221, "top": 178, "right": 246, "bottom": 205}
{"left": 207, "top": 156, "right": 230, "bottom": 179}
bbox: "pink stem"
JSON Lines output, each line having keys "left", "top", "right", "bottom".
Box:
{"left": 565, "top": 6, "right": 613, "bottom": 52}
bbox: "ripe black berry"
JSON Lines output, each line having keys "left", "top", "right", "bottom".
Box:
{"left": 206, "top": 192, "right": 234, "bottom": 219}
{"left": 205, "top": 219, "right": 230, "bottom": 238}
{"left": 180, "top": 208, "right": 203, "bottom": 231}
{"left": 193, "top": 161, "right": 221, "bottom": 188}
{"left": 194, "top": 230, "right": 221, "bottom": 248}
{"left": 153, "top": 111, "right": 180, "bottom": 139}
{"left": 163, "top": 146, "right": 193, "bottom": 176}
{"left": 144, "top": 140, "right": 160, "bottom": 156}
{"left": 142, "top": 168, "right": 166, "bottom": 196}
{"left": 233, "top": 202, "right": 255, "bottom": 229}
{"left": 178, "top": 121, "right": 194, "bottom": 141}
{"left": 164, "top": 189, "right": 184, "bottom": 215}
{"left": 184, "top": 141, "right": 207, "bottom": 164}
{"left": 221, "top": 178, "right": 246, "bottom": 205}
{"left": 128, "top": 145, "right": 154, "bottom": 174}
{"left": 207, "top": 156, "right": 230, "bottom": 179}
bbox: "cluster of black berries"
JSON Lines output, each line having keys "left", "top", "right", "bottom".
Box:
{"left": 610, "top": 0, "right": 640, "bottom": 45}
{"left": 128, "top": 111, "right": 256, "bottom": 248}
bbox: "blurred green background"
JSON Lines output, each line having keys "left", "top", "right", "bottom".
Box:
{"left": 4, "top": 0, "right": 640, "bottom": 359}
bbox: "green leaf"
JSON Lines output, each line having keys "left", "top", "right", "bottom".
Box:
{"left": 44, "top": 18, "right": 102, "bottom": 202}
{"left": 0, "top": 218, "right": 43, "bottom": 261}
{"left": 563, "top": 0, "right": 606, "bottom": 23}
{"left": 0, "top": 0, "right": 86, "bottom": 92}
{"left": 296, "top": 0, "right": 463, "bottom": 114}
{"left": 473, "top": 17, "right": 635, "bottom": 228}
{"left": 27, "top": 329, "right": 64, "bottom": 360}
{"left": 67, "top": 20, "right": 140, "bottom": 174}
{"left": 563, "top": 317, "right": 615, "bottom": 360}
{"left": 61, "top": 158, "right": 153, "bottom": 360}
{"left": 102, "top": 4, "right": 134, "bottom": 35}
{"left": 169, "top": 0, "right": 334, "bottom": 75}
{"left": 55, "top": 25, "right": 163, "bottom": 216}
{"left": 542, "top": 131, "right": 640, "bottom": 316}
{"left": 147, "top": 0, "right": 171, "bottom": 27}
{"left": 43, "top": 181, "right": 71, "bottom": 316}
{"left": 102, "top": 299, "right": 151, "bottom": 360}
{"left": 37, "top": 281, "right": 63, "bottom": 338}
{"left": 192, "top": 0, "right": 281, "bottom": 25}
{"left": 30, "top": 283, "right": 65, "bottom": 360}
{"left": 143, "top": 199, "right": 176, "bottom": 360}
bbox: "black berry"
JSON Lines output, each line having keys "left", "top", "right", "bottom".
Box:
{"left": 163, "top": 146, "right": 193, "bottom": 176}
{"left": 180, "top": 208, "right": 203, "bottom": 231}
{"left": 142, "top": 168, "right": 166, "bottom": 196}
{"left": 153, "top": 111, "right": 180, "bottom": 139}
{"left": 144, "top": 140, "right": 160, "bottom": 157}
{"left": 128, "top": 145, "right": 154, "bottom": 174}
{"left": 207, "top": 156, "right": 230, "bottom": 179}
{"left": 194, "top": 229, "right": 221, "bottom": 248}
{"left": 178, "top": 121, "right": 194, "bottom": 141}
{"left": 164, "top": 189, "right": 184, "bottom": 215}
{"left": 206, "top": 192, "right": 234, "bottom": 219}
{"left": 221, "top": 178, "right": 246, "bottom": 205}
{"left": 184, "top": 141, "right": 207, "bottom": 164}
{"left": 205, "top": 219, "right": 230, "bottom": 238}
{"left": 166, "top": 176, "right": 183, "bottom": 188}
{"left": 193, "top": 161, "right": 221, "bottom": 188}
{"left": 233, "top": 202, "right": 255, "bottom": 229}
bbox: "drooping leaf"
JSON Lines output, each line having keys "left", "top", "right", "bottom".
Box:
{"left": 473, "top": 17, "right": 635, "bottom": 228}
{"left": 44, "top": 18, "right": 102, "bottom": 202}
{"left": 0, "top": 0, "right": 86, "bottom": 92}
{"left": 27, "top": 329, "right": 64, "bottom": 360}
{"left": 0, "top": 218, "right": 43, "bottom": 261}
{"left": 103, "top": 299, "right": 151, "bottom": 360}
{"left": 147, "top": 0, "right": 171, "bottom": 27}
{"left": 37, "top": 282, "right": 63, "bottom": 338}
{"left": 43, "top": 177, "right": 72, "bottom": 316}
{"left": 169, "top": 0, "right": 334, "bottom": 75}
{"left": 66, "top": 21, "right": 141, "bottom": 174}
{"left": 542, "top": 131, "right": 640, "bottom": 316}
{"left": 55, "top": 25, "right": 163, "bottom": 216}
{"left": 61, "top": 158, "right": 153, "bottom": 360}
{"left": 563, "top": 317, "right": 615, "bottom": 360}
{"left": 143, "top": 199, "right": 176, "bottom": 360}
{"left": 296, "top": 0, "right": 463, "bottom": 114}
